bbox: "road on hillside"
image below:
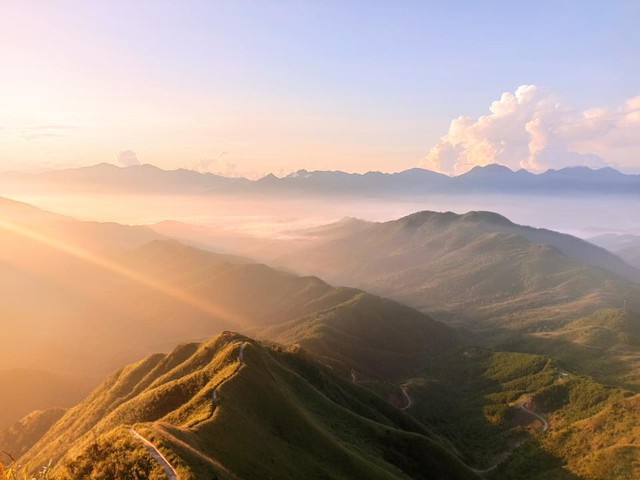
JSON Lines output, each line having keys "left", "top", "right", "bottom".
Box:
{"left": 397, "top": 385, "right": 549, "bottom": 476}
{"left": 399, "top": 384, "right": 412, "bottom": 410}
{"left": 517, "top": 401, "right": 549, "bottom": 432}
{"left": 130, "top": 428, "right": 179, "bottom": 480}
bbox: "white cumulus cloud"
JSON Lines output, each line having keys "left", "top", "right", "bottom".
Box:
{"left": 420, "top": 85, "right": 640, "bottom": 174}
{"left": 115, "top": 150, "right": 141, "bottom": 167}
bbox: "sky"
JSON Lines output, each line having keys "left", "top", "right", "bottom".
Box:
{"left": 0, "top": 0, "right": 639, "bottom": 176}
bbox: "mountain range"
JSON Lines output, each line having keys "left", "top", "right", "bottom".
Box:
{"left": 1, "top": 163, "right": 639, "bottom": 196}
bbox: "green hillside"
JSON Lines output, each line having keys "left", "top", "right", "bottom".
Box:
{"left": 496, "top": 309, "right": 640, "bottom": 389}
{"left": 254, "top": 291, "right": 459, "bottom": 378}
{"left": 14, "top": 330, "right": 634, "bottom": 480}
{"left": 18, "top": 333, "right": 478, "bottom": 480}
{"left": 273, "top": 211, "right": 640, "bottom": 329}
{"left": 256, "top": 307, "right": 640, "bottom": 479}
{"left": 494, "top": 380, "right": 635, "bottom": 479}
{"left": 552, "top": 309, "right": 640, "bottom": 348}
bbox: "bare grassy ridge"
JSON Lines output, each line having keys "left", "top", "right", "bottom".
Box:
{"left": 11, "top": 326, "right": 639, "bottom": 479}
{"left": 17, "top": 333, "right": 478, "bottom": 480}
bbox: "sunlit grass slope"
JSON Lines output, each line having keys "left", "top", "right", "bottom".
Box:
{"left": 495, "top": 378, "right": 634, "bottom": 479}
{"left": 19, "top": 333, "right": 477, "bottom": 480}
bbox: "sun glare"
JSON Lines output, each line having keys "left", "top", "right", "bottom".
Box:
{"left": 0, "top": 217, "right": 248, "bottom": 328}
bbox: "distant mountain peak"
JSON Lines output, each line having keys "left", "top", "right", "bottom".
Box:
{"left": 397, "top": 210, "right": 514, "bottom": 229}
{"left": 257, "top": 173, "right": 279, "bottom": 182}
{"left": 286, "top": 169, "right": 311, "bottom": 178}
{"left": 460, "top": 211, "right": 513, "bottom": 225}
{"left": 465, "top": 164, "right": 514, "bottom": 174}
{"left": 397, "top": 210, "right": 459, "bottom": 228}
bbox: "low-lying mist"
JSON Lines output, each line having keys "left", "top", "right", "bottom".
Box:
{"left": 10, "top": 191, "right": 640, "bottom": 242}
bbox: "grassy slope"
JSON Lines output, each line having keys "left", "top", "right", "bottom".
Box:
{"left": 494, "top": 375, "right": 632, "bottom": 480}
{"left": 498, "top": 309, "right": 640, "bottom": 389}
{"left": 13, "top": 309, "right": 639, "bottom": 480}
{"left": 20, "top": 333, "right": 477, "bottom": 480}
{"left": 260, "top": 311, "right": 639, "bottom": 480}
{"left": 258, "top": 303, "right": 636, "bottom": 477}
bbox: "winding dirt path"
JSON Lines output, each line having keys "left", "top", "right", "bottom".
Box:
{"left": 517, "top": 401, "right": 549, "bottom": 432}
{"left": 397, "top": 385, "right": 549, "bottom": 476}
{"left": 189, "top": 341, "right": 248, "bottom": 429}
{"left": 130, "top": 341, "right": 250, "bottom": 476}
{"left": 399, "top": 384, "right": 412, "bottom": 410}
{"left": 130, "top": 428, "right": 179, "bottom": 480}
{"left": 153, "top": 422, "right": 240, "bottom": 479}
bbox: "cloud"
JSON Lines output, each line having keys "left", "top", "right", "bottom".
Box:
{"left": 420, "top": 85, "right": 640, "bottom": 174}
{"left": 115, "top": 150, "right": 141, "bottom": 167}
{"left": 189, "top": 152, "right": 240, "bottom": 176}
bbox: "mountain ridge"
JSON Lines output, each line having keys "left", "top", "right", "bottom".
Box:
{"left": 1, "top": 163, "right": 639, "bottom": 196}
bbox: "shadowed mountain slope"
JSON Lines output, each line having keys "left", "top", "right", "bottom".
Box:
{"left": 255, "top": 292, "right": 458, "bottom": 379}
{"left": 0, "top": 407, "right": 66, "bottom": 458}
